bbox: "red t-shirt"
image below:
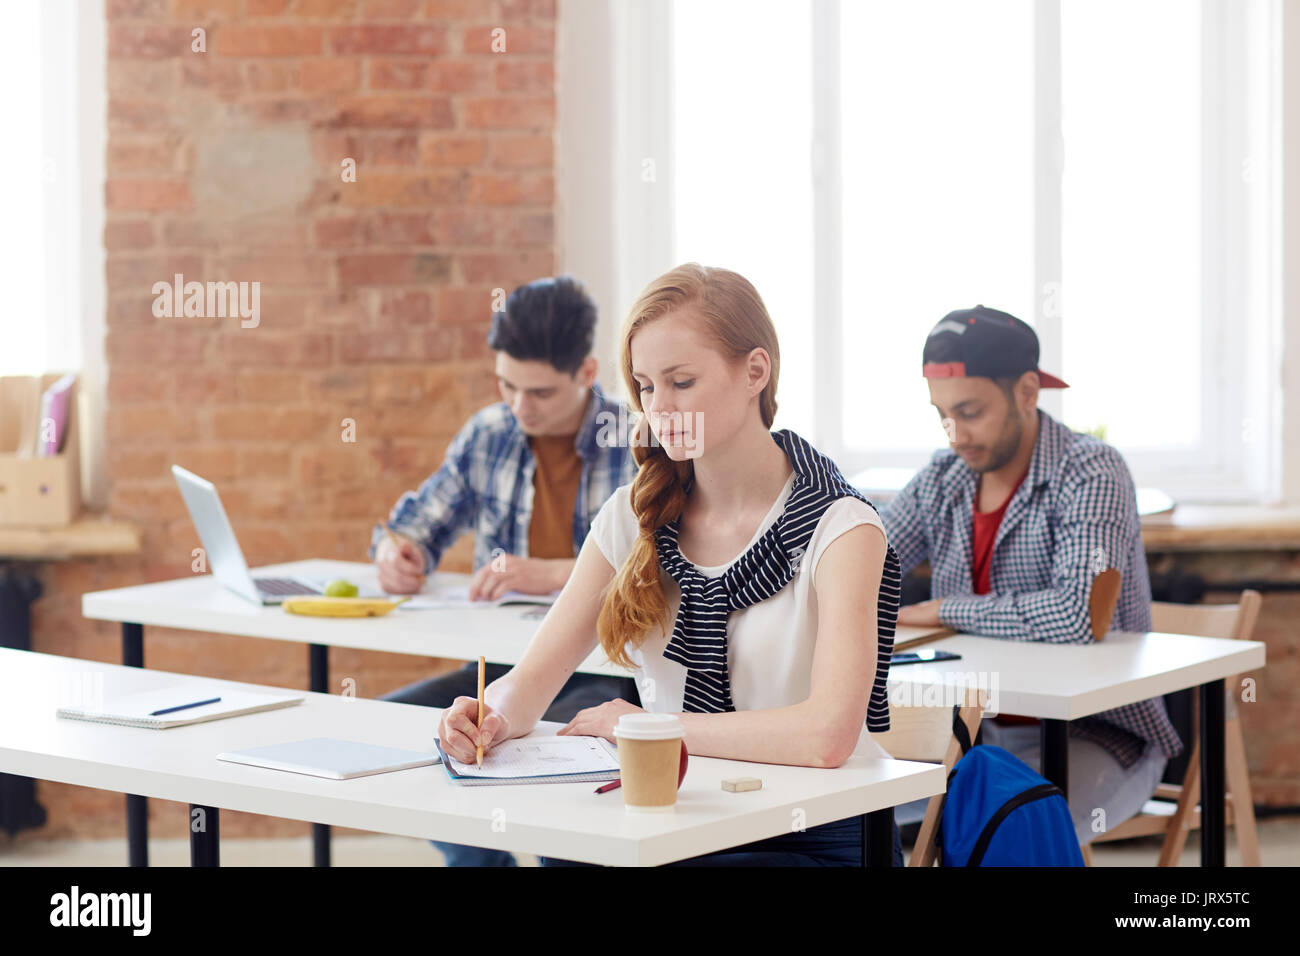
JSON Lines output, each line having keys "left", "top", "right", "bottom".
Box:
{"left": 973, "top": 468, "right": 1033, "bottom": 727}
{"left": 970, "top": 468, "right": 1029, "bottom": 595}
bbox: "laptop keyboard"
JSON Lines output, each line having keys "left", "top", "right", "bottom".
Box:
{"left": 255, "top": 577, "right": 318, "bottom": 596}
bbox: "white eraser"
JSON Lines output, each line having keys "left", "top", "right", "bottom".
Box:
{"left": 722, "top": 777, "right": 762, "bottom": 792}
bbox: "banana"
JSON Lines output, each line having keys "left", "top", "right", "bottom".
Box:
{"left": 282, "top": 596, "right": 407, "bottom": 617}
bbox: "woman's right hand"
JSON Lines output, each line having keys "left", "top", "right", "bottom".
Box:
{"left": 438, "top": 695, "right": 510, "bottom": 765}
{"left": 376, "top": 533, "right": 427, "bottom": 594}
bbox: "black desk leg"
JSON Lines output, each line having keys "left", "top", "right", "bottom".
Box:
{"left": 309, "top": 643, "right": 331, "bottom": 867}
{"left": 1041, "top": 719, "right": 1069, "bottom": 798}
{"left": 861, "top": 809, "right": 894, "bottom": 866}
{"left": 1200, "top": 679, "right": 1226, "bottom": 867}
{"left": 189, "top": 805, "right": 219, "bottom": 867}
{"left": 122, "top": 622, "right": 148, "bottom": 868}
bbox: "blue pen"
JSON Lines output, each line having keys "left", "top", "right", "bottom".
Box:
{"left": 150, "top": 697, "right": 221, "bottom": 716}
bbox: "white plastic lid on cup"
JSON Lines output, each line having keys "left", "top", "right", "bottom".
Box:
{"left": 614, "top": 713, "right": 684, "bottom": 741}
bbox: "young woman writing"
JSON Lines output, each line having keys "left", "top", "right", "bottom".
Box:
{"left": 436, "top": 263, "right": 903, "bottom": 865}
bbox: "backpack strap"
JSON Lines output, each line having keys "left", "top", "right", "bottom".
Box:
{"left": 935, "top": 704, "right": 976, "bottom": 857}
{"left": 951, "top": 703, "right": 973, "bottom": 756}
{"left": 966, "top": 783, "right": 1063, "bottom": 867}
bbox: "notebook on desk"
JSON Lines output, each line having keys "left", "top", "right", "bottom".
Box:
{"left": 57, "top": 686, "right": 302, "bottom": 729}
{"left": 217, "top": 738, "right": 438, "bottom": 780}
{"left": 399, "top": 585, "right": 561, "bottom": 611}
{"left": 432, "top": 734, "right": 620, "bottom": 786}
{"left": 892, "top": 624, "right": 957, "bottom": 650}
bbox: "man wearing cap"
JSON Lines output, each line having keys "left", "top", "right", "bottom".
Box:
{"left": 880, "top": 305, "right": 1182, "bottom": 848}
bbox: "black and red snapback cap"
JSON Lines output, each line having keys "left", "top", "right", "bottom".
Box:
{"left": 922, "top": 305, "right": 1068, "bottom": 389}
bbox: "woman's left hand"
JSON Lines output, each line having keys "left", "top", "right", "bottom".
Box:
{"left": 897, "top": 598, "right": 944, "bottom": 627}
{"left": 557, "top": 698, "right": 645, "bottom": 742}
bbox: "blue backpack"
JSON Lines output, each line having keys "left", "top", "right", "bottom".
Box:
{"left": 937, "top": 707, "right": 1084, "bottom": 866}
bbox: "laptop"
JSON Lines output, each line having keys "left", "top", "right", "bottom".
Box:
{"left": 171, "top": 464, "right": 329, "bottom": 605}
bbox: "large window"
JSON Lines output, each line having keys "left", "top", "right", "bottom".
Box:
{"left": 837, "top": 0, "right": 1035, "bottom": 453}
{"left": 1059, "top": 0, "right": 1202, "bottom": 450}
{"left": 0, "top": 1, "right": 50, "bottom": 375}
{"left": 673, "top": 0, "right": 815, "bottom": 433}
{"left": 0, "top": 0, "right": 106, "bottom": 504}
{"left": 665, "top": 0, "right": 1280, "bottom": 500}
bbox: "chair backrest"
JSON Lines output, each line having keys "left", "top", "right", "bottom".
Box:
{"left": 874, "top": 703, "right": 956, "bottom": 763}
{"left": 876, "top": 686, "right": 988, "bottom": 762}
{"left": 1150, "top": 591, "right": 1262, "bottom": 719}
{"left": 1150, "top": 591, "right": 1262, "bottom": 642}
{"left": 879, "top": 686, "right": 987, "bottom": 867}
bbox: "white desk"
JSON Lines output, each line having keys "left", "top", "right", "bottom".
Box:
{"left": 0, "top": 649, "right": 945, "bottom": 867}
{"left": 82, "top": 558, "right": 631, "bottom": 866}
{"left": 885, "top": 631, "right": 1266, "bottom": 867}
{"left": 83, "top": 563, "right": 1265, "bottom": 866}
{"left": 82, "top": 559, "right": 627, "bottom": 678}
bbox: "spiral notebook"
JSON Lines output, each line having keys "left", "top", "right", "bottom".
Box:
{"left": 56, "top": 686, "right": 303, "bottom": 729}
{"left": 432, "top": 734, "right": 620, "bottom": 787}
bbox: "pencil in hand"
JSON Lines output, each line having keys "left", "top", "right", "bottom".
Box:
{"left": 476, "top": 655, "right": 486, "bottom": 768}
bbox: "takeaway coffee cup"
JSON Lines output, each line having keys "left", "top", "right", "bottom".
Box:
{"left": 613, "top": 713, "right": 689, "bottom": 811}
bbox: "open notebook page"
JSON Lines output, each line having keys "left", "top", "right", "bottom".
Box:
{"left": 399, "top": 585, "right": 561, "bottom": 610}
{"left": 440, "top": 734, "right": 619, "bottom": 778}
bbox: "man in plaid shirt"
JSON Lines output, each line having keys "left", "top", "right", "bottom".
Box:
{"left": 881, "top": 306, "right": 1182, "bottom": 847}
{"left": 372, "top": 276, "right": 639, "bottom": 865}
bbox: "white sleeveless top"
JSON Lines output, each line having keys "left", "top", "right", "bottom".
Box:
{"left": 588, "top": 474, "right": 893, "bottom": 759}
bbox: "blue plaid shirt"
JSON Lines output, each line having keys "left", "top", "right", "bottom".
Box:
{"left": 880, "top": 409, "right": 1183, "bottom": 769}
{"left": 370, "top": 382, "right": 639, "bottom": 573}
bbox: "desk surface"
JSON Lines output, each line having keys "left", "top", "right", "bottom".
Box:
{"left": 84, "top": 562, "right": 1269, "bottom": 707}
{"left": 82, "top": 559, "right": 630, "bottom": 678}
{"left": 1140, "top": 504, "right": 1300, "bottom": 551}
{"left": 0, "top": 649, "right": 945, "bottom": 866}
{"left": 885, "top": 631, "right": 1266, "bottom": 720}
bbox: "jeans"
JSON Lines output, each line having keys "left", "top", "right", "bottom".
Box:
{"left": 538, "top": 814, "right": 905, "bottom": 867}
{"left": 383, "top": 661, "right": 641, "bottom": 867}
{"left": 893, "top": 719, "right": 1168, "bottom": 848}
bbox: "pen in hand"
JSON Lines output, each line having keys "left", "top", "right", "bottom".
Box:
{"left": 476, "top": 655, "right": 485, "bottom": 768}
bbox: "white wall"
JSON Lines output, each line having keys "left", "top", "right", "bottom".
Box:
{"left": 555, "top": 0, "right": 621, "bottom": 395}
{"left": 556, "top": 0, "right": 674, "bottom": 404}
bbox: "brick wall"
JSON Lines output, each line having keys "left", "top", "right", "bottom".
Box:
{"left": 1245, "top": 595, "right": 1300, "bottom": 806}
{"left": 21, "top": 0, "right": 556, "bottom": 842}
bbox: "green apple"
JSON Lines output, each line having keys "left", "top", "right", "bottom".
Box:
{"left": 324, "top": 578, "right": 359, "bottom": 598}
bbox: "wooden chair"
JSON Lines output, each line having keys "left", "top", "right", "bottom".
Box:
{"left": 873, "top": 686, "right": 987, "bottom": 866}
{"left": 1084, "top": 591, "right": 1262, "bottom": 866}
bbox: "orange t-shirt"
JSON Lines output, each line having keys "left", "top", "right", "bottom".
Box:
{"left": 527, "top": 433, "right": 582, "bottom": 559}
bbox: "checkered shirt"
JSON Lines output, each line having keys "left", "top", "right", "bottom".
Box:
{"left": 880, "top": 409, "right": 1183, "bottom": 768}
{"left": 370, "top": 382, "right": 639, "bottom": 572}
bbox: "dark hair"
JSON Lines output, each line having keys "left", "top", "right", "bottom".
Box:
{"left": 485, "top": 276, "right": 596, "bottom": 375}
{"left": 991, "top": 375, "right": 1019, "bottom": 402}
